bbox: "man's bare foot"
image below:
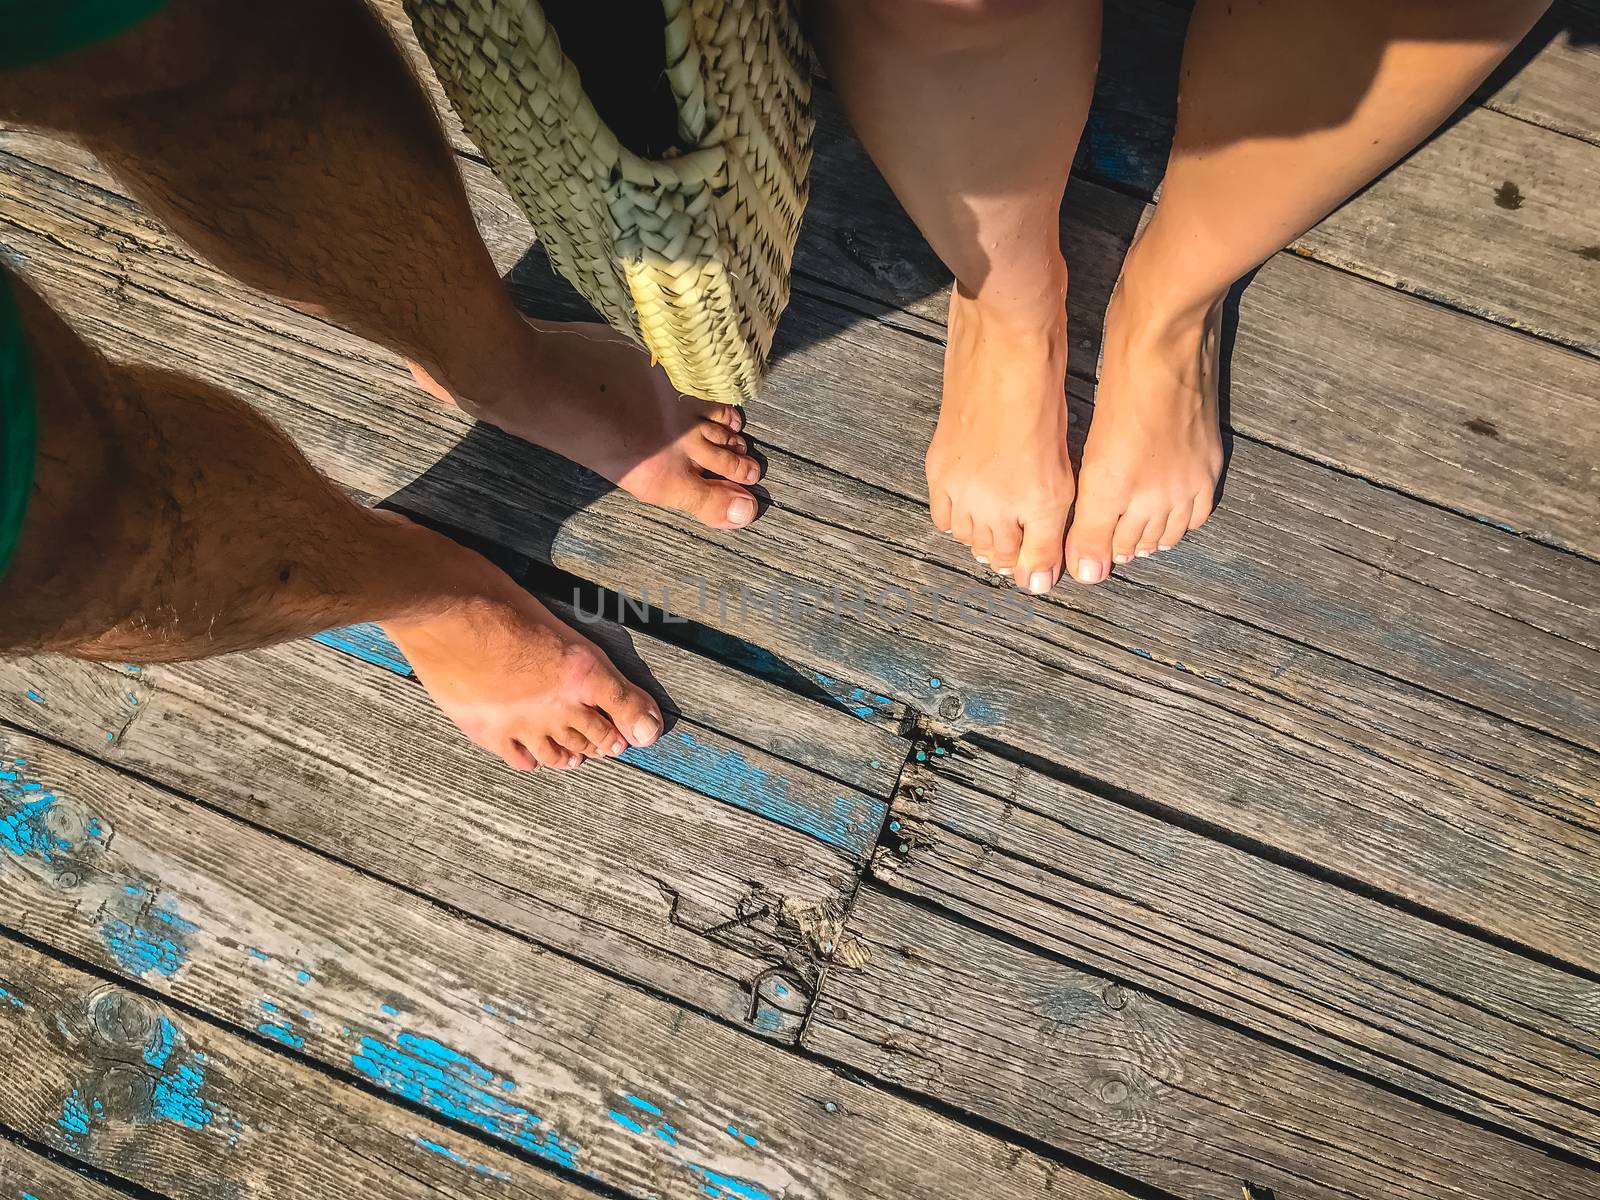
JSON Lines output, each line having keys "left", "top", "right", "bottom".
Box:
{"left": 1064, "top": 267, "right": 1225, "bottom": 586}
{"left": 926, "top": 280, "right": 1075, "bottom": 595}
{"left": 381, "top": 542, "right": 663, "bottom": 772}
{"left": 410, "top": 319, "right": 763, "bottom": 531}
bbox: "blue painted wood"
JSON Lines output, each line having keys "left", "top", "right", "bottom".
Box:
{"left": 310, "top": 624, "right": 412, "bottom": 677}
{"left": 620, "top": 729, "right": 886, "bottom": 859}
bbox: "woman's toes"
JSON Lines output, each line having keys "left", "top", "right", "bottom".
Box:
{"left": 1016, "top": 514, "right": 1067, "bottom": 595}
{"left": 1157, "top": 506, "right": 1190, "bottom": 552}
{"left": 1110, "top": 512, "right": 1149, "bottom": 566}
{"left": 971, "top": 523, "right": 996, "bottom": 568}
{"left": 930, "top": 491, "right": 953, "bottom": 534}
{"left": 1065, "top": 501, "right": 1122, "bottom": 585}
{"left": 990, "top": 522, "right": 1023, "bottom": 575}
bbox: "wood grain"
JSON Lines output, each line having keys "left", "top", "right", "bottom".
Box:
{"left": 0, "top": 726, "right": 1125, "bottom": 1200}
{"left": 874, "top": 747, "right": 1600, "bottom": 1157}
{"left": 0, "top": 935, "right": 598, "bottom": 1200}
{"left": 3, "top": 131, "right": 1597, "bottom": 967}
{"left": 806, "top": 889, "right": 1599, "bottom": 1200}
{"left": 0, "top": 1138, "right": 130, "bottom": 1200}
{"left": 0, "top": 638, "right": 870, "bottom": 1034}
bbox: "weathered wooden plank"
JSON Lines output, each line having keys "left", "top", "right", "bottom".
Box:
{"left": 873, "top": 746, "right": 1600, "bottom": 1158}
{"left": 0, "top": 936, "right": 600, "bottom": 1200}
{"left": 1478, "top": 0, "right": 1600, "bottom": 144}
{"left": 0, "top": 1137, "right": 132, "bottom": 1200}
{"left": 0, "top": 726, "right": 1126, "bottom": 1200}
{"left": 806, "top": 889, "right": 1599, "bottom": 1200}
{"left": 4, "top": 130, "right": 1598, "bottom": 966}
{"left": 0, "top": 636, "right": 877, "bottom": 1034}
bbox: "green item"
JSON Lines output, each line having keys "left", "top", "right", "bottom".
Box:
{"left": 0, "top": 0, "right": 170, "bottom": 70}
{"left": 0, "top": 277, "right": 37, "bottom": 579}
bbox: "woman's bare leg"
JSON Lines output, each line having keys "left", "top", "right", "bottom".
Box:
{"left": 1065, "top": 0, "right": 1551, "bottom": 584}
{"left": 813, "top": 0, "right": 1101, "bottom": 595}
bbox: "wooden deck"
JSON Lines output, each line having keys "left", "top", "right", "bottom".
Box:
{"left": 3, "top": 2, "right": 1599, "bottom": 1197}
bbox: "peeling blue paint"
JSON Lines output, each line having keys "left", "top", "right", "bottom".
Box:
{"left": 24, "top": 689, "right": 43, "bottom": 704}
{"left": 751, "top": 1007, "right": 784, "bottom": 1034}
{"left": 726, "top": 1124, "right": 759, "bottom": 1148}
{"left": 380, "top": 1003, "right": 399, "bottom": 1016}
{"left": 312, "top": 624, "right": 414, "bottom": 677}
{"left": 607, "top": 1109, "right": 646, "bottom": 1134}
{"left": 245, "top": 947, "right": 270, "bottom": 961}
{"left": 961, "top": 694, "right": 1003, "bottom": 726}
{"left": 1129, "top": 647, "right": 1154, "bottom": 660}
{"left": 100, "top": 905, "right": 198, "bottom": 978}
{"left": 0, "top": 783, "right": 75, "bottom": 863}
{"left": 59, "top": 1090, "right": 91, "bottom": 1137}
{"left": 416, "top": 1136, "right": 513, "bottom": 1181}
{"left": 624, "top": 1093, "right": 662, "bottom": 1117}
{"left": 295, "top": 970, "right": 313, "bottom": 984}
{"left": 351, "top": 1032, "right": 578, "bottom": 1170}
{"left": 258, "top": 1021, "right": 305, "bottom": 1049}
{"left": 688, "top": 1164, "right": 775, "bottom": 1200}
{"left": 620, "top": 730, "right": 880, "bottom": 855}
{"left": 152, "top": 1061, "right": 213, "bottom": 1130}
{"left": 144, "top": 1017, "right": 178, "bottom": 1068}
{"left": 0, "top": 984, "right": 23, "bottom": 1008}
{"left": 655, "top": 1123, "right": 679, "bottom": 1147}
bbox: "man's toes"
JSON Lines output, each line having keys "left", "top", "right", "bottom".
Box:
{"left": 528, "top": 735, "right": 571, "bottom": 769}
{"left": 695, "top": 402, "right": 744, "bottom": 433}
{"left": 1016, "top": 513, "right": 1067, "bottom": 595}
{"left": 690, "top": 433, "right": 762, "bottom": 485}
{"left": 553, "top": 726, "right": 595, "bottom": 759}
{"left": 502, "top": 739, "right": 539, "bottom": 772}
{"left": 1065, "top": 501, "right": 1123, "bottom": 585}
{"left": 588, "top": 669, "right": 663, "bottom": 749}
{"left": 574, "top": 708, "right": 626, "bottom": 757}
{"left": 675, "top": 476, "right": 758, "bottom": 530}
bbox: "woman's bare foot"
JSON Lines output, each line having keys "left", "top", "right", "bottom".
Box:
{"left": 1064, "top": 266, "right": 1225, "bottom": 586}
{"left": 926, "top": 280, "right": 1076, "bottom": 595}
{"left": 381, "top": 532, "right": 663, "bottom": 772}
{"left": 410, "top": 319, "right": 763, "bottom": 531}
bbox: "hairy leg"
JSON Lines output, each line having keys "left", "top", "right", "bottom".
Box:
{"left": 1, "top": 269, "right": 662, "bottom": 770}
{"left": 814, "top": 0, "right": 1101, "bottom": 594}
{"left": 0, "top": 0, "right": 760, "bottom": 529}
{"left": 1066, "top": 0, "right": 1551, "bottom": 584}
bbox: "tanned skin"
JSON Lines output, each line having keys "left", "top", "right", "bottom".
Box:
{"left": 0, "top": 0, "right": 773, "bottom": 769}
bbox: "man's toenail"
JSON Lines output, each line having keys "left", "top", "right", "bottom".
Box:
{"left": 632, "top": 714, "right": 662, "bottom": 746}
{"left": 728, "top": 496, "right": 756, "bottom": 524}
{"left": 1028, "top": 570, "right": 1052, "bottom": 595}
{"left": 1076, "top": 560, "right": 1100, "bottom": 584}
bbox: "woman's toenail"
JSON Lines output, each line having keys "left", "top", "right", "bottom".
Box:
{"left": 997, "top": 566, "right": 1013, "bottom": 576}
{"left": 1114, "top": 554, "right": 1131, "bottom": 565}
{"left": 975, "top": 555, "right": 989, "bottom": 564}
{"left": 728, "top": 496, "right": 756, "bottom": 524}
{"left": 1158, "top": 543, "right": 1174, "bottom": 552}
{"left": 1076, "top": 561, "right": 1100, "bottom": 584}
{"left": 1135, "top": 549, "right": 1152, "bottom": 558}
{"left": 1028, "top": 570, "right": 1052, "bottom": 595}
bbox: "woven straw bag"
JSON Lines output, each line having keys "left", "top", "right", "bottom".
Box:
{"left": 405, "top": 0, "right": 813, "bottom": 404}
